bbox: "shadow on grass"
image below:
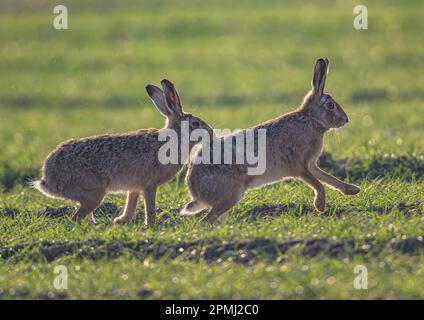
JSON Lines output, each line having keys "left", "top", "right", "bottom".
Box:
{"left": 233, "top": 201, "right": 423, "bottom": 222}
{"left": 0, "top": 202, "right": 121, "bottom": 219}
{"left": 1, "top": 200, "right": 422, "bottom": 222}
{"left": 2, "top": 236, "right": 424, "bottom": 266}
{"left": 319, "top": 152, "right": 424, "bottom": 181}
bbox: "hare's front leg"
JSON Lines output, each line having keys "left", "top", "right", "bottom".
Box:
{"left": 311, "top": 165, "right": 360, "bottom": 195}
{"left": 143, "top": 186, "right": 157, "bottom": 228}
{"left": 114, "top": 191, "right": 140, "bottom": 225}
{"left": 300, "top": 170, "right": 326, "bottom": 212}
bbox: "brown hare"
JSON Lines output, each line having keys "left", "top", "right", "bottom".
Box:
{"left": 32, "top": 79, "right": 214, "bottom": 227}
{"left": 182, "top": 58, "right": 360, "bottom": 224}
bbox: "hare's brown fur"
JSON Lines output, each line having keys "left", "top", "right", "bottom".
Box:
{"left": 183, "top": 59, "right": 360, "bottom": 223}
{"left": 34, "top": 79, "right": 214, "bottom": 227}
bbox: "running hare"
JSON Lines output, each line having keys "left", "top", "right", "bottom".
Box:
{"left": 33, "top": 79, "right": 214, "bottom": 227}
{"left": 182, "top": 58, "right": 360, "bottom": 223}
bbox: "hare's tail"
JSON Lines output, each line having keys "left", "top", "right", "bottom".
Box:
{"left": 180, "top": 199, "right": 208, "bottom": 216}
{"left": 29, "top": 179, "right": 59, "bottom": 198}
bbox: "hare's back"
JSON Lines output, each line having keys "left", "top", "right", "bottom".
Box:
{"left": 44, "top": 130, "right": 161, "bottom": 175}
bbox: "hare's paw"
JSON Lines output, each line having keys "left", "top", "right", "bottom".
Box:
{"left": 85, "top": 213, "right": 96, "bottom": 224}
{"left": 314, "top": 196, "right": 326, "bottom": 212}
{"left": 113, "top": 215, "right": 131, "bottom": 225}
{"left": 343, "top": 184, "right": 360, "bottom": 195}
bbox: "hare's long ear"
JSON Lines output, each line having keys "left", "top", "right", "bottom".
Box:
{"left": 311, "top": 58, "right": 329, "bottom": 95}
{"left": 161, "top": 79, "right": 183, "bottom": 116}
{"left": 145, "top": 84, "right": 171, "bottom": 117}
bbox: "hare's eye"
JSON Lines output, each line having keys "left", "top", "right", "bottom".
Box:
{"left": 326, "top": 102, "right": 335, "bottom": 110}
{"left": 191, "top": 120, "right": 200, "bottom": 128}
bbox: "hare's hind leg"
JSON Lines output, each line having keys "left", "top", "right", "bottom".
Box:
{"left": 73, "top": 191, "right": 105, "bottom": 222}
{"left": 114, "top": 191, "right": 140, "bottom": 225}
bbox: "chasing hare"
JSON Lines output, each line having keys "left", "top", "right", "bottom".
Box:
{"left": 182, "top": 58, "right": 360, "bottom": 223}
{"left": 33, "top": 79, "right": 214, "bottom": 227}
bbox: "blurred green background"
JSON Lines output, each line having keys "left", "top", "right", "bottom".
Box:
{"left": 0, "top": 0, "right": 423, "bottom": 299}
{"left": 1, "top": 0, "right": 422, "bottom": 176}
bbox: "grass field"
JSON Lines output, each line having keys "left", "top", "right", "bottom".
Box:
{"left": 0, "top": 0, "right": 423, "bottom": 299}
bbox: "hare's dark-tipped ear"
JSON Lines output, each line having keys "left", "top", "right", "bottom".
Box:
{"left": 311, "top": 58, "right": 329, "bottom": 95}
{"left": 161, "top": 79, "right": 183, "bottom": 116}
{"left": 324, "top": 58, "right": 330, "bottom": 68}
{"left": 145, "top": 84, "right": 171, "bottom": 117}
